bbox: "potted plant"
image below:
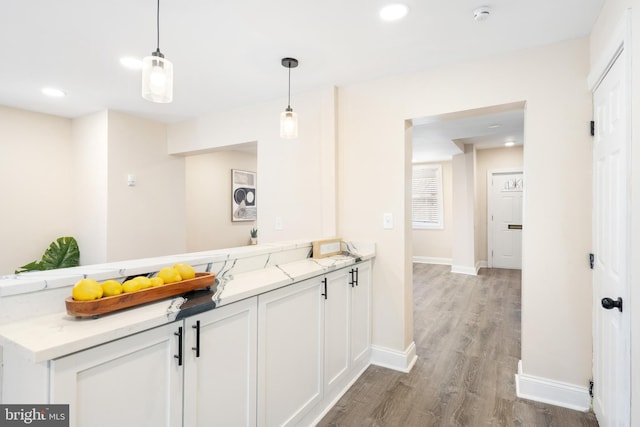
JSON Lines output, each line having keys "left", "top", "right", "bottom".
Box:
{"left": 249, "top": 228, "right": 258, "bottom": 245}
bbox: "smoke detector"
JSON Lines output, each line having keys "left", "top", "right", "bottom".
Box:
{"left": 473, "top": 6, "right": 491, "bottom": 21}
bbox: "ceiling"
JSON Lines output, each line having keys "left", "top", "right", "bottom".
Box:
{"left": 1, "top": 0, "right": 603, "bottom": 123}
{"left": 412, "top": 105, "right": 525, "bottom": 163}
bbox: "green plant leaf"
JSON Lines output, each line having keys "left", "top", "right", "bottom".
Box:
{"left": 15, "top": 260, "right": 44, "bottom": 274}
{"left": 15, "top": 236, "right": 80, "bottom": 274}
{"left": 40, "top": 237, "right": 80, "bottom": 270}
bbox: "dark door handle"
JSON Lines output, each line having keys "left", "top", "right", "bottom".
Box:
{"left": 174, "top": 326, "right": 183, "bottom": 366}
{"left": 192, "top": 320, "right": 200, "bottom": 358}
{"left": 321, "top": 278, "right": 327, "bottom": 299}
{"left": 601, "top": 297, "right": 623, "bottom": 312}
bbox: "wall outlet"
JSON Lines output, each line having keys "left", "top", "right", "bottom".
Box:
{"left": 275, "top": 216, "right": 283, "bottom": 230}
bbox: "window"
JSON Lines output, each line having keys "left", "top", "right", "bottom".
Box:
{"left": 412, "top": 164, "right": 443, "bottom": 229}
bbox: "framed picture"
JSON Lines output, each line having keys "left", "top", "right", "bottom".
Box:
{"left": 232, "top": 169, "right": 257, "bottom": 221}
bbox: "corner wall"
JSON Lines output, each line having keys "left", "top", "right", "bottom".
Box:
{"left": 167, "top": 86, "right": 338, "bottom": 243}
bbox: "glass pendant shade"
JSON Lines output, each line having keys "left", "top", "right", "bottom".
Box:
{"left": 142, "top": 52, "right": 173, "bottom": 103}
{"left": 280, "top": 108, "right": 298, "bottom": 139}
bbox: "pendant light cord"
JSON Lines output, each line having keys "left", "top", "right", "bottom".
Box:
{"left": 156, "top": 0, "right": 161, "bottom": 52}
{"left": 287, "top": 64, "right": 291, "bottom": 109}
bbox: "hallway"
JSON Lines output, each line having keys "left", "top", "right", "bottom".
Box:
{"left": 318, "top": 264, "right": 599, "bottom": 426}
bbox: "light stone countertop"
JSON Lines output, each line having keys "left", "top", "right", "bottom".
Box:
{"left": 0, "top": 240, "right": 374, "bottom": 363}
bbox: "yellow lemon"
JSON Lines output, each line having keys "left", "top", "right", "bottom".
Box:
{"left": 134, "top": 276, "right": 152, "bottom": 290}
{"left": 101, "top": 280, "right": 123, "bottom": 297}
{"left": 158, "top": 267, "right": 182, "bottom": 284}
{"left": 174, "top": 263, "right": 196, "bottom": 280}
{"left": 150, "top": 277, "right": 164, "bottom": 287}
{"left": 72, "top": 279, "right": 103, "bottom": 301}
{"left": 122, "top": 279, "right": 142, "bottom": 293}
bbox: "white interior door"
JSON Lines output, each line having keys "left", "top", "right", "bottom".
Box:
{"left": 592, "top": 48, "right": 631, "bottom": 427}
{"left": 488, "top": 171, "right": 523, "bottom": 269}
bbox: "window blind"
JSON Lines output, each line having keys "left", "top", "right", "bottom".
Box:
{"left": 412, "top": 164, "right": 443, "bottom": 228}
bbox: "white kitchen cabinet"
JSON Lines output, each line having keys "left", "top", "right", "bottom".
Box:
{"left": 350, "top": 260, "right": 371, "bottom": 368}
{"left": 50, "top": 297, "right": 258, "bottom": 427}
{"left": 183, "top": 297, "right": 257, "bottom": 427}
{"left": 50, "top": 322, "right": 183, "bottom": 427}
{"left": 257, "top": 278, "right": 323, "bottom": 427}
{"left": 323, "top": 268, "right": 351, "bottom": 395}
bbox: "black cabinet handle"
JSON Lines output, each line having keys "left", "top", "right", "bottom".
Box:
{"left": 349, "top": 269, "right": 355, "bottom": 287}
{"left": 192, "top": 320, "right": 201, "bottom": 358}
{"left": 355, "top": 267, "right": 359, "bottom": 286}
{"left": 321, "top": 278, "right": 327, "bottom": 299}
{"left": 174, "top": 326, "right": 183, "bottom": 366}
{"left": 601, "top": 297, "right": 623, "bottom": 312}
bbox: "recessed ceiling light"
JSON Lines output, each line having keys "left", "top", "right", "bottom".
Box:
{"left": 473, "top": 6, "right": 491, "bottom": 21}
{"left": 41, "top": 87, "right": 66, "bottom": 97}
{"left": 488, "top": 123, "right": 501, "bottom": 129}
{"left": 120, "top": 57, "right": 143, "bottom": 70}
{"left": 505, "top": 141, "right": 515, "bottom": 147}
{"left": 380, "top": 4, "right": 409, "bottom": 21}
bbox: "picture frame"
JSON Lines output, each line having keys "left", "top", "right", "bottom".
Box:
{"left": 231, "top": 169, "right": 257, "bottom": 221}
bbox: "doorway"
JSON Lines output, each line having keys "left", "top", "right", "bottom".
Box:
{"left": 487, "top": 170, "right": 523, "bottom": 269}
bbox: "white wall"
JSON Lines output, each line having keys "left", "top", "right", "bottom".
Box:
{"left": 451, "top": 146, "right": 477, "bottom": 273}
{"left": 412, "top": 161, "right": 453, "bottom": 262}
{"left": 338, "top": 37, "right": 592, "bottom": 386}
{"left": 106, "top": 111, "right": 186, "bottom": 261}
{"left": 590, "top": 0, "right": 638, "bottom": 423}
{"left": 71, "top": 111, "right": 108, "bottom": 265}
{"left": 185, "top": 149, "right": 257, "bottom": 250}
{"left": 168, "top": 86, "right": 338, "bottom": 243}
{"left": 0, "top": 107, "right": 74, "bottom": 275}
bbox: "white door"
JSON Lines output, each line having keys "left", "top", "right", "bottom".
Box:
{"left": 592, "top": 48, "right": 631, "bottom": 427}
{"left": 488, "top": 171, "right": 523, "bottom": 269}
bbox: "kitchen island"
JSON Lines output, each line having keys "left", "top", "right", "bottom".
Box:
{"left": 0, "top": 240, "right": 374, "bottom": 427}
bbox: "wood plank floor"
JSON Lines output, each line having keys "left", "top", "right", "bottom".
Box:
{"left": 318, "top": 264, "right": 599, "bottom": 427}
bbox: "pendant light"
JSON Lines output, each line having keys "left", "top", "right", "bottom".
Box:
{"left": 142, "top": 0, "right": 173, "bottom": 103}
{"left": 280, "top": 57, "right": 298, "bottom": 139}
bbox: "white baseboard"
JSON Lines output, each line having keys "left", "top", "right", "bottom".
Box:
{"left": 412, "top": 256, "right": 452, "bottom": 265}
{"left": 451, "top": 264, "right": 478, "bottom": 275}
{"left": 370, "top": 341, "right": 418, "bottom": 373}
{"left": 515, "top": 360, "right": 591, "bottom": 412}
{"left": 450, "top": 261, "right": 488, "bottom": 276}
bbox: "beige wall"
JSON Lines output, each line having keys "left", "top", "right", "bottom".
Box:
{"left": 475, "top": 146, "right": 524, "bottom": 262}
{"left": 412, "top": 161, "right": 453, "bottom": 261}
{"left": 0, "top": 107, "right": 74, "bottom": 275}
{"left": 185, "top": 150, "right": 257, "bottom": 250}
{"left": 105, "top": 111, "right": 186, "bottom": 261}
{"left": 338, "top": 37, "right": 592, "bottom": 385}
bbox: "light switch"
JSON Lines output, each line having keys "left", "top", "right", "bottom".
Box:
{"left": 383, "top": 213, "right": 393, "bottom": 229}
{"left": 275, "top": 216, "right": 283, "bottom": 230}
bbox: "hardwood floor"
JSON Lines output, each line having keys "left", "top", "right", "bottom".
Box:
{"left": 318, "top": 264, "right": 599, "bottom": 427}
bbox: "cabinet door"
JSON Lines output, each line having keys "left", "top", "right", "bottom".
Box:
{"left": 50, "top": 322, "right": 183, "bottom": 427}
{"left": 351, "top": 261, "right": 372, "bottom": 367}
{"left": 184, "top": 297, "right": 257, "bottom": 427}
{"left": 324, "top": 268, "right": 350, "bottom": 394}
{"left": 257, "top": 279, "right": 323, "bottom": 427}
